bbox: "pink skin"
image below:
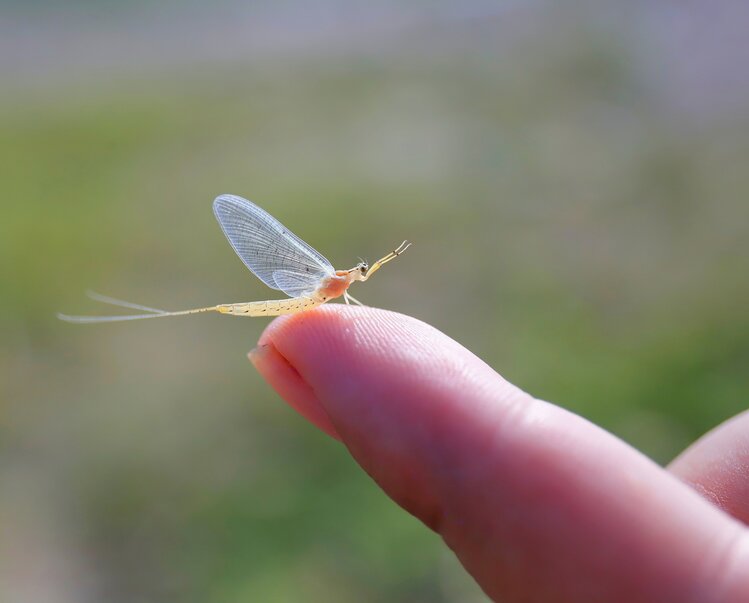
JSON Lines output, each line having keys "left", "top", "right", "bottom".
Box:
{"left": 669, "top": 411, "right": 749, "bottom": 525}
{"left": 249, "top": 306, "right": 749, "bottom": 603}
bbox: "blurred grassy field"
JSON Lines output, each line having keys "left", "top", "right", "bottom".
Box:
{"left": 2, "top": 4, "right": 749, "bottom": 602}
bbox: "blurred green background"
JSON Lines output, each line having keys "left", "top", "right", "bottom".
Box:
{"left": 2, "top": 1, "right": 748, "bottom": 601}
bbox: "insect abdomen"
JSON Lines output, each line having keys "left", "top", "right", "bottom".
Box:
{"left": 217, "top": 297, "right": 321, "bottom": 317}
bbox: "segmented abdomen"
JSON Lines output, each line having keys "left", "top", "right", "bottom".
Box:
{"left": 217, "top": 297, "right": 321, "bottom": 317}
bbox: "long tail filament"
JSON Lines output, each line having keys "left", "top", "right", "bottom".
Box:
{"left": 57, "top": 291, "right": 216, "bottom": 323}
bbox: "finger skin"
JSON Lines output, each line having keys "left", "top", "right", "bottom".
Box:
{"left": 669, "top": 410, "right": 749, "bottom": 525}
{"left": 250, "top": 343, "right": 341, "bottom": 440}
{"left": 250, "top": 306, "right": 749, "bottom": 603}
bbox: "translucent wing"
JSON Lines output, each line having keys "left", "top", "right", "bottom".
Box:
{"left": 213, "top": 194, "right": 334, "bottom": 297}
{"left": 271, "top": 269, "right": 324, "bottom": 298}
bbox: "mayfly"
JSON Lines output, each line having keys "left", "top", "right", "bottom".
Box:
{"left": 58, "top": 194, "right": 411, "bottom": 323}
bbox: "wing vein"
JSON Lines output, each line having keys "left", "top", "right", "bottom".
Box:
{"left": 213, "top": 195, "right": 334, "bottom": 297}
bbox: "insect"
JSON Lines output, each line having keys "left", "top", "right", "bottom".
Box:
{"left": 58, "top": 194, "right": 411, "bottom": 323}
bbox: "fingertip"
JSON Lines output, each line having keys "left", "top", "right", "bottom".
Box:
{"left": 247, "top": 343, "right": 270, "bottom": 363}
{"left": 249, "top": 337, "right": 341, "bottom": 441}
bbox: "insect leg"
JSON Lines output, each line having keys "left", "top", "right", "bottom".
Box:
{"left": 345, "top": 292, "right": 365, "bottom": 307}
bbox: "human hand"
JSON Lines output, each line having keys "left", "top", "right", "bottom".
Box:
{"left": 250, "top": 306, "right": 749, "bottom": 602}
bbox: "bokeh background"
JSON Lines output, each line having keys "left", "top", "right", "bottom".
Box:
{"left": 2, "top": 1, "right": 749, "bottom": 601}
